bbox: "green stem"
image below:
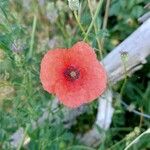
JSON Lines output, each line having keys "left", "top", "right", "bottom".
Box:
{"left": 102, "top": 0, "right": 111, "bottom": 30}
{"left": 56, "top": 21, "right": 69, "bottom": 39}
{"left": 101, "top": 0, "right": 111, "bottom": 50}
{"left": 108, "top": 136, "right": 127, "bottom": 150}
{"left": 120, "top": 59, "right": 128, "bottom": 97}
{"left": 83, "top": 0, "right": 104, "bottom": 41}
{"left": 67, "top": 145, "right": 96, "bottom": 150}
{"left": 120, "top": 76, "right": 127, "bottom": 97}
{"left": 87, "top": 0, "right": 103, "bottom": 60}
{"left": 28, "top": 14, "right": 37, "bottom": 60}
{"left": 73, "top": 11, "right": 86, "bottom": 36}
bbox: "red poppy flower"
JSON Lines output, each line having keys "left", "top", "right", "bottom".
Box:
{"left": 40, "top": 41, "right": 107, "bottom": 108}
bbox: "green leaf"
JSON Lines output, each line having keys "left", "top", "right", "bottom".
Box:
{"left": 131, "top": 5, "right": 144, "bottom": 18}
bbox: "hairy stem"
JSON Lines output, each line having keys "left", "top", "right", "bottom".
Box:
{"left": 73, "top": 11, "right": 86, "bottom": 36}
{"left": 101, "top": 0, "right": 111, "bottom": 49}
{"left": 83, "top": 0, "right": 104, "bottom": 41}
{"left": 27, "top": 14, "right": 37, "bottom": 60}
{"left": 87, "top": 0, "right": 103, "bottom": 60}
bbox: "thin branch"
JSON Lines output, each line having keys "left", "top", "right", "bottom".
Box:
{"left": 101, "top": 0, "right": 111, "bottom": 49}
{"left": 102, "top": 0, "right": 111, "bottom": 29}
{"left": 73, "top": 10, "right": 86, "bottom": 36}
{"left": 27, "top": 14, "right": 37, "bottom": 60}
{"left": 87, "top": 0, "right": 103, "bottom": 59}
{"left": 121, "top": 100, "right": 150, "bottom": 119}
{"left": 83, "top": 0, "right": 104, "bottom": 41}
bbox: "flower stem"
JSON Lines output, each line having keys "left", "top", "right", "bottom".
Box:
{"left": 67, "top": 145, "right": 96, "bottom": 150}
{"left": 101, "top": 0, "right": 111, "bottom": 49}
{"left": 120, "top": 58, "right": 128, "bottom": 97}
{"left": 56, "top": 21, "right": 69, "bottom": 39}
{"left": 73, "top": 10, "right": 86, "bottom": 36}
{"left": 83, "top": 0, "right": 104, "bottom": 41}
{"left": 102, "top": 0, "right": 111, "bottom": 30}
{"left": 121, "top": 100, "right": 150, "bottom": 119}
{"left": 87, "top": 0, "right": 103, "bottom": 60}
{"left": 120, "top": 76, "right": 128, "bottom": 97}
{"left": 27, "top": 14, "right": 37, "bottom": 60}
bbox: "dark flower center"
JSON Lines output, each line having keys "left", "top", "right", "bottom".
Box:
{"left": 64, "top": 66, "right": 80, "bottom": 81}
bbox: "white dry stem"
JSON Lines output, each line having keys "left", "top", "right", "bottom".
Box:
{"left": 11, "top": 18, "right": 150, "bottom": 147}
{"left": 81, "top": 89, "right": 114, "bottom": 147}
{"left": 138, "top": 12, "right": 150, "bottom": 23}
{"left": 10, "top": 128, "right": 24, "bottom": 148}
{"left": 95, "top": 90, "right": 114, "bottom": 130}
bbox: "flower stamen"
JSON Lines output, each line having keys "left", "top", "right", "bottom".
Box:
{"left": 70, "top": 71, "right": 76, "bottom": 77}
{"left": 64, "top": 66, "right": 80, "bottom": 81}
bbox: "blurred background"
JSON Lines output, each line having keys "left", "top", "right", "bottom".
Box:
{"left": 0, "top": 0, "right": 150, "bottom": 149}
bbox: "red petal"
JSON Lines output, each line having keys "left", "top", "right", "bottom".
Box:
{"left": 40, "top": 49, "right": 67, "bottom": 93}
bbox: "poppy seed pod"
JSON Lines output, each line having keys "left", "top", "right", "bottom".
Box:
{"left": 40, "top": 41, "right": 107, "bottom": 108}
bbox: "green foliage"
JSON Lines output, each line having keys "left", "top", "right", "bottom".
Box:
{"left": 0, "top": 0, "right": 150, "bottom": 150}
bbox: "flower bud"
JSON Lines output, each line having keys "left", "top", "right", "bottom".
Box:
{"left": 68, "top": 0, "right": 79, "bottom": 11}
{"left": 120, "top": 50, "right": 128, "bottom": 62}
